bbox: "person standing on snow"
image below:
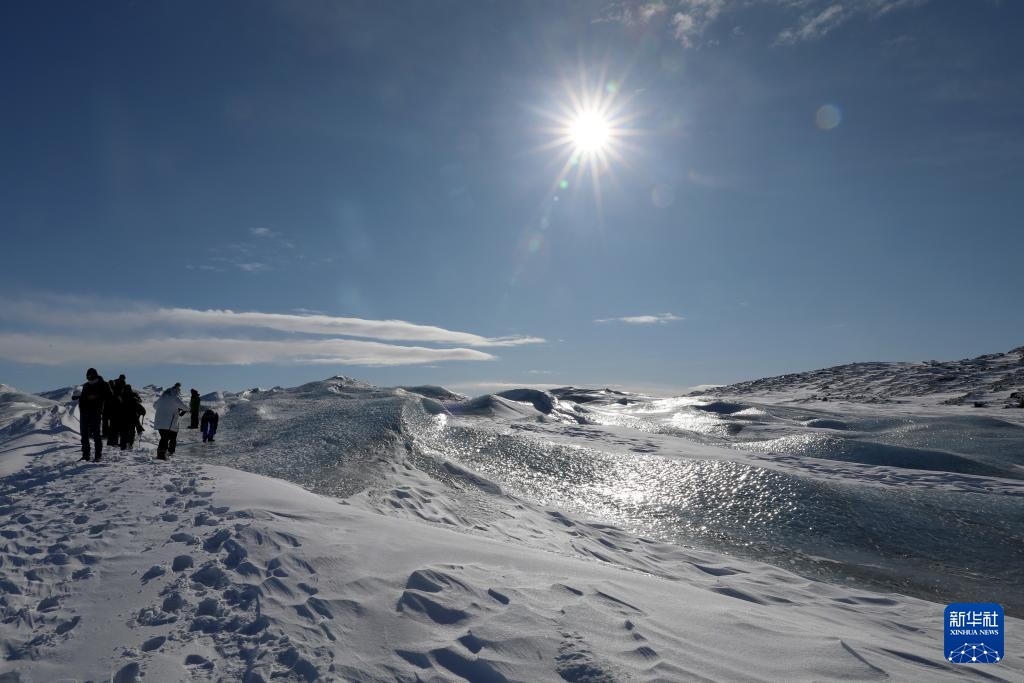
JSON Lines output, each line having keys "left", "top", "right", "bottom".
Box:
{"left": 200, "top": 408, "right": 219, "bottom": 443}
{"left": 105, "top": 374, "right": 127, "bottom": 447}
{"left": 154, "top": 383, "right": 187, "bottom": 461}
{"left": 73, "top": 368, "right": 113, "bottom": 462}
{"left": 101, "top": 379, "right": 115, "bottom": 442}
{"left": 118, "top": 384, "right": 146, "bottom": 450}
{"left": 189, "top": 388, "right": 201, "bottom": 429}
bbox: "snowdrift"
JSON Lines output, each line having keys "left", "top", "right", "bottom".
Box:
{"left": 0, "top": 385, "right": 56, "bottom": 430}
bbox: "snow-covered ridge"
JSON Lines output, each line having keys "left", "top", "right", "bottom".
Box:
{"left": 0, "top": 385, "right": 57, "bottom": 431}
{"left": 693, "top": 346, "right": 1024, "bottom": 406}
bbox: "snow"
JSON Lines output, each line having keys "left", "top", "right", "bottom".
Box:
{"left": 692, "top": 346, "right": 1024, "bottom": 408}
{"left": 2, "top": 348, "right": 1023, "bottom": 681}
{"left": 0, "top": 385, "right": 56, "bottom": 431}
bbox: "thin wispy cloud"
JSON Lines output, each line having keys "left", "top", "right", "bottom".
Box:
{"left": 772, "top": 0, "right": 933, "bottom": 46}
{"left": 0, "top": 297, "right": 544, "bottom": 348}
{"left": 595, "top": 313, "right": 683, "bottom": 325}
{"left": 0, "top": 295, "right": 543, "bottom": 368}
{"left": 0, "top": 333, "right": 492, "bottom": 367}
{"left": 671, "top": 0, "right": 725, "bottom": 49}
{"left": 774, "top": 4, "right": 847, "bottom": 46}
{"left": 601, "top": 0, "right": 933, "bottom": 49}
{"left": 196, "top": 228, "right": 300, "bottom": 273}
{"left": 249, "top": 226, "right": 295, "bottom": 249}
{"left": 235, "top": 262, "right": 270, "bottom": 273}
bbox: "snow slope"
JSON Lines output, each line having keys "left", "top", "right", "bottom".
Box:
{"left": 1, "top": 363, "right": 1023, "bottom": 680}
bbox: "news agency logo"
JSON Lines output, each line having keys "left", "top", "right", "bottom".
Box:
{"left": 945, "top": 603, "right": 1003, "bottom": 664}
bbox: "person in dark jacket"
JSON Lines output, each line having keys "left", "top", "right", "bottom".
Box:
{"left": 104, "top": 375, "right": 127, "bottom": 447}
{"left": 200, "top": 409, "right": 219, "bottom": 442}
{"left": 118, "top": 385, "right": 146, "bottom": 450}
{"left": 101, "top": 380, "right": 114, "bottom": 439}
{"left": 189, "top": 389, "right": 201, "bottom": 429}
{"left": 74, "top": 368, "right": 113, "bottom": 462}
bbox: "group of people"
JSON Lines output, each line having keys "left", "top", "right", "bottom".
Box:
{"left": 74, "top": 368, "right": 219, "bottom": 463}
{"left": 73, "top": 369, "right": 147, "bottom": 462}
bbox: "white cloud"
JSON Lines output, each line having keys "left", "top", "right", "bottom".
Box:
{"left": 595, "top": 313, "right": 683, "bottom": 325}
{"left": 602, "top": 0, "right": 932, "bottom": 48}
{"left": 0, "top": 333, "right": 493, "bottom": 367}
{"left": 775, "top": 0, "right": 934, "bottom": 45}
{"left": 0, "top": 295, "right": 544, "bottom": 368}
{"left": 775, "top": 4, "right": 846, "bottom": 45}
{"left": 640, "top": 3, "right": 669, "bottom": 21}
{"left": 199, "top": 228, "right": 302, "bottom": 273}
{"left": 869, "top": 0, "right": 930, "bottom": 17}
{"left": 0, "top": 297, "right": 544, "bottom": 348}
{"left": 671, "top": 0, "right": 725, "bottom": 48}
{"left": 672, "top": 13, "right": 699, "bottom": 46}
{"left": 594, "top": 2, "right": 669, "bottom": 27}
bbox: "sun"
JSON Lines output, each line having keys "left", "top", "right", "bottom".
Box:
{"left": 532, "top": 68, "right": 639, "bottom": 215}
{"left": 569, "top": 111, "right": 611, "bottom": 153}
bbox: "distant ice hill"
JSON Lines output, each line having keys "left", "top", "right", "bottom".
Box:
{"left": 693, "top": 346, "right": 1024, "bottom": 407}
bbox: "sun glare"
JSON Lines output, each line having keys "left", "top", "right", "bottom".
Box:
{"left": 532, "top": 68, "right": 639, "bottom": 218}
{"left": 570, "top": 111, "right": 610, "bottom": 152}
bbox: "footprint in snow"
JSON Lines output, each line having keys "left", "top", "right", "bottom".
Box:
{"left": 36, "top": 596, "right": 60, "bottom": 611}
{"left": 111, "top": 661, "right": 141, "bottom": 683}
{"left": 140, "top": 635, "right": 166, "bottom": 652}
{"left": 141, "top": 565, "right": 166, "bottom": 583}
{"left": 172, "top": 555, "right": 194, "bottom": 572}
{"left": 55, "top": 615, "right": 81, "bottom": 635}
{"left": 193, "top": 512, "right": 222, "bottom": 527}
{"left": 185, "top": 654, "right": 214, "bottom": 670}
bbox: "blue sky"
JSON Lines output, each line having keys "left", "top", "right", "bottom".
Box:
{"left": 2, "top": 0, "right": 1022, "bottom": 395}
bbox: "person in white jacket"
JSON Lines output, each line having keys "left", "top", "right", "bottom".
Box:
{"left": 153, "top": 383, "right": 188, "bottom": 461}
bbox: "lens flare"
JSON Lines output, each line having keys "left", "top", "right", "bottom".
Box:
{"left": 651, "top": 184, "right": 675, "bottom": 208}
{"left": 816, "top": 104, "right": 842, "bottom": 130}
